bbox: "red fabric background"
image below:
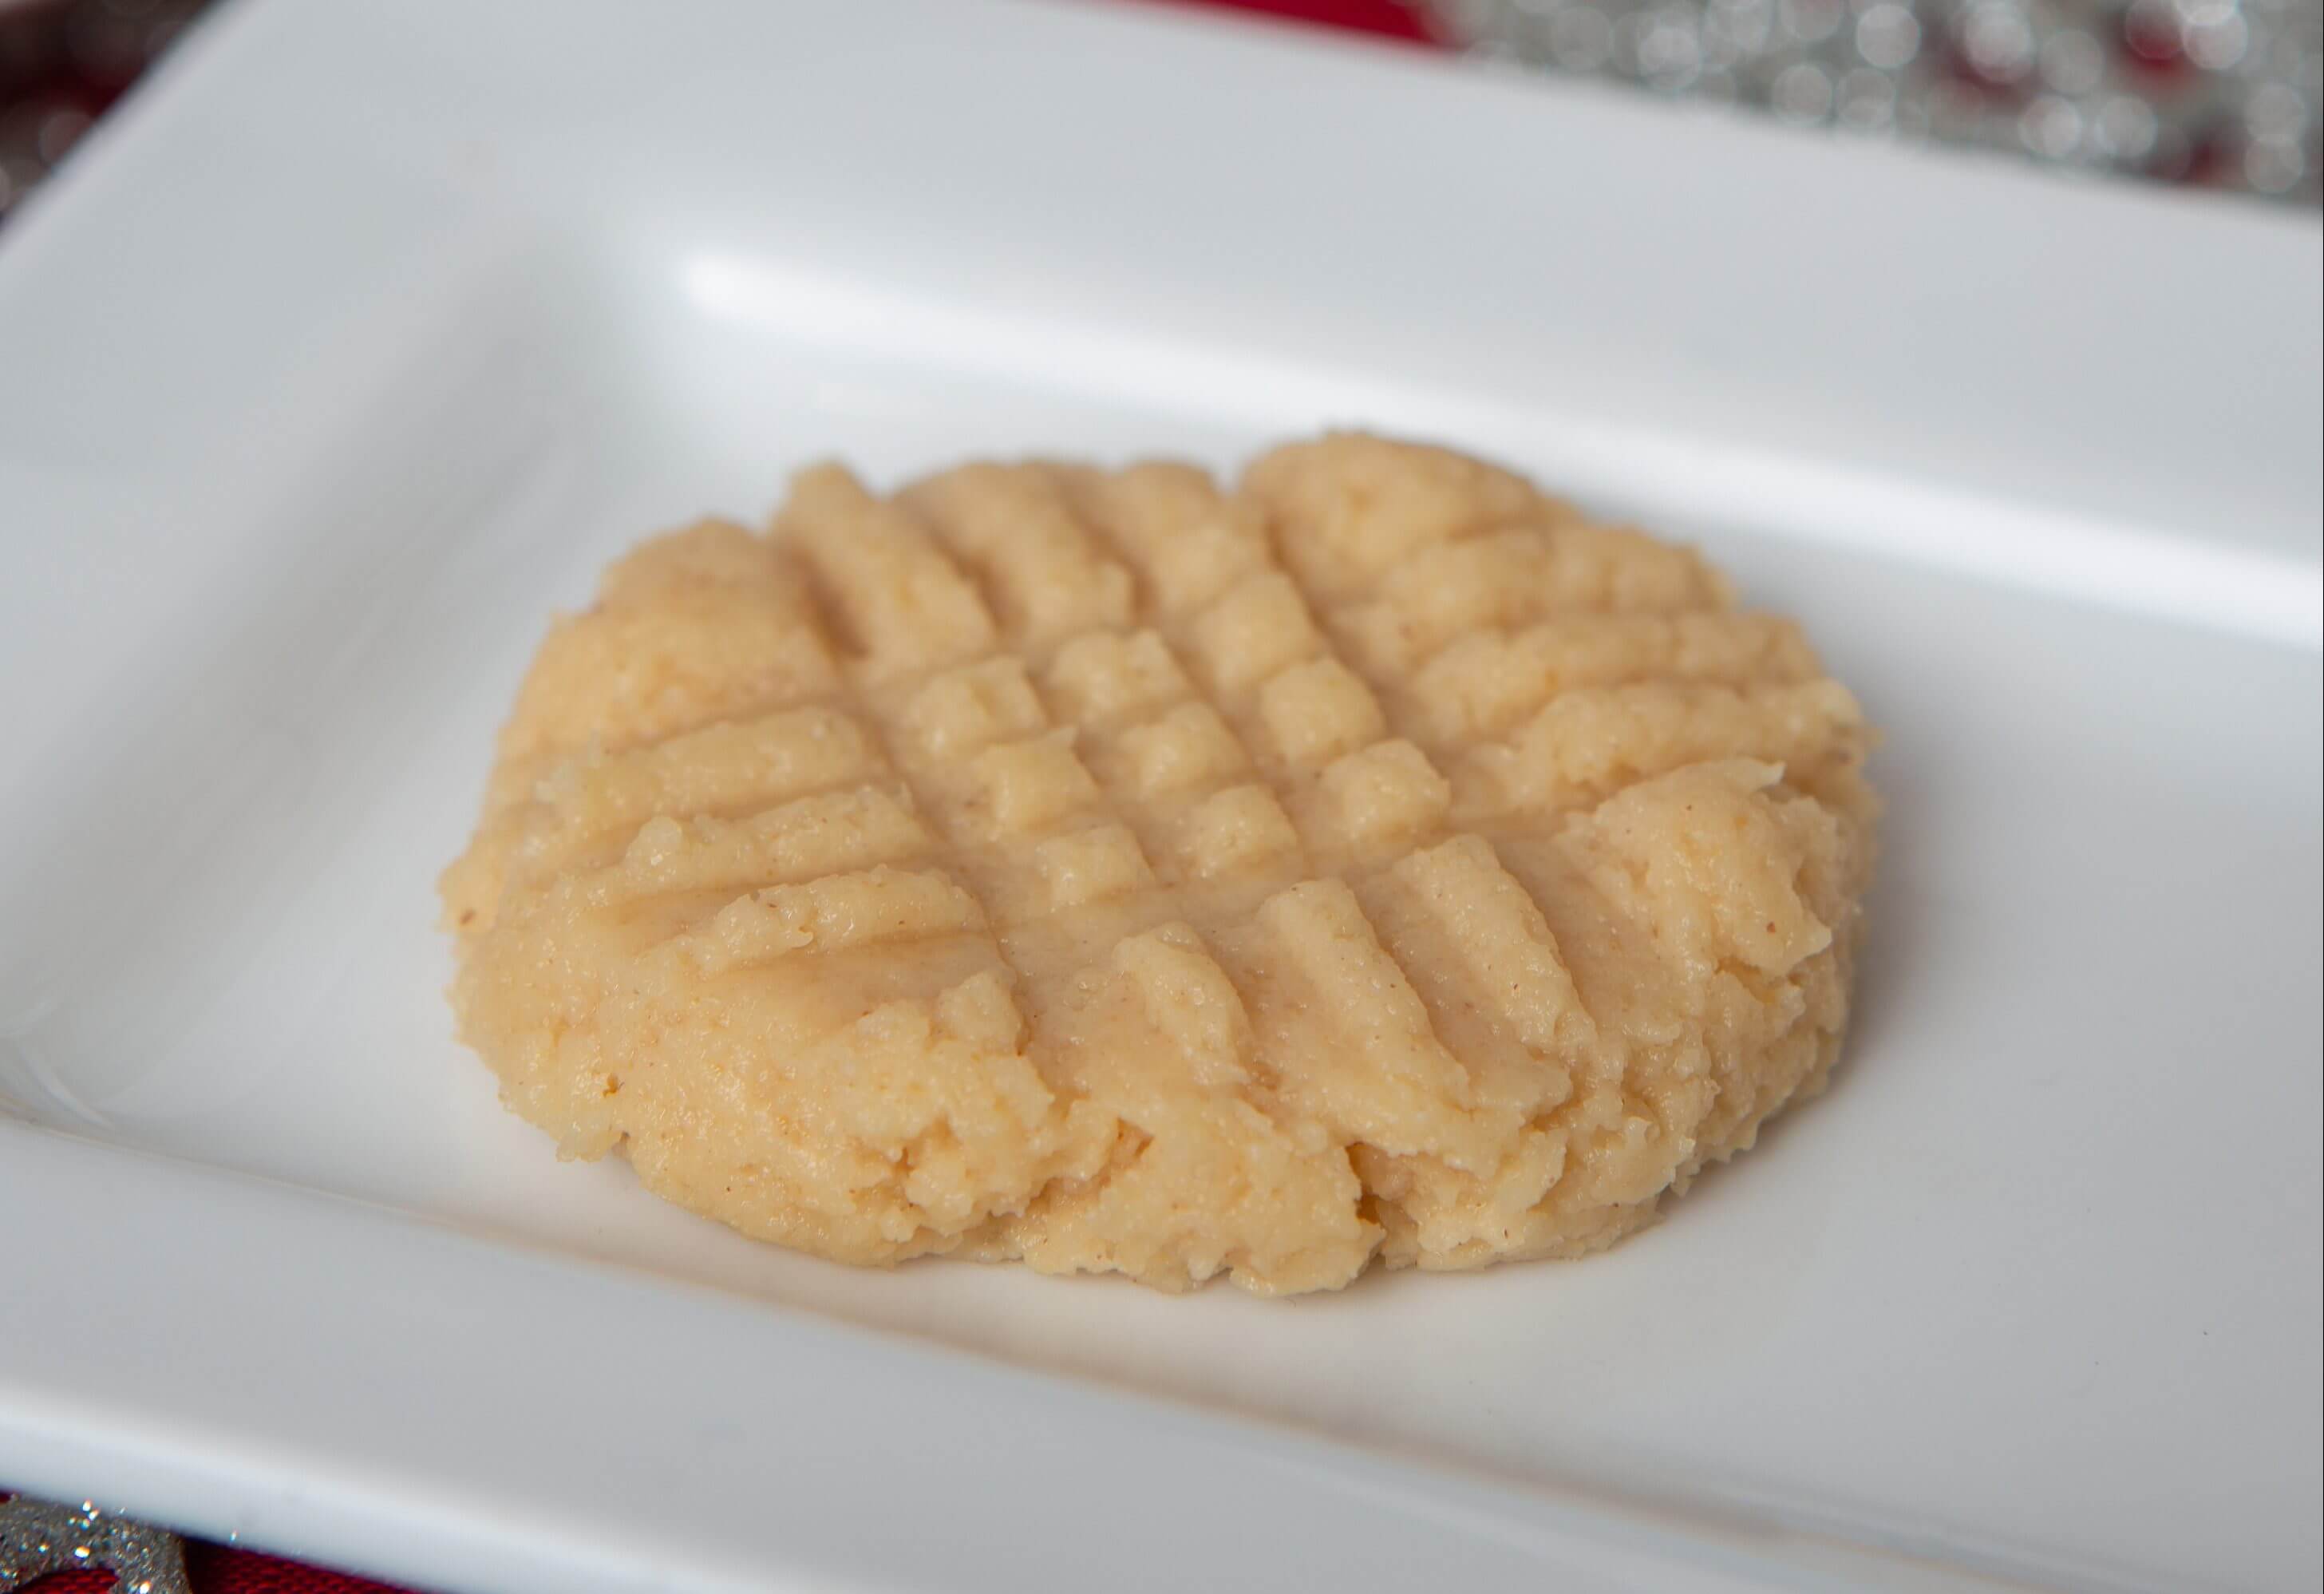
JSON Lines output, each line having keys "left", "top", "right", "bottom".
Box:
{"left": 1128, "top": 0, "right": 1433, "bottom": 39}
{"left": 2, "top": 11, "right": 1441, "bottom": 1594}
{"left": 5, "top": 1529, "right": 405, "bottom": 1594}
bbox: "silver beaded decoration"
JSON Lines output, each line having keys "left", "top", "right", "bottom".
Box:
{"left": 1422, "top": 0, "right": 2323, "bottom": 200}
{"left": 0, "top": 1497, "right": 192, "bottom": 1594}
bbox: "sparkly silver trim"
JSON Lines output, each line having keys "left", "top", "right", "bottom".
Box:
{"left": 1421, "top": 0, "right": 2322, "bottom": 200}
{"left": 1, "top": 1497, "right": 192, "bottom": 1594}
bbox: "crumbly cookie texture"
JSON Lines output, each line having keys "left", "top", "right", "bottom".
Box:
{"left": 441, "top": 433, "right": 1877, "bottom": 1295}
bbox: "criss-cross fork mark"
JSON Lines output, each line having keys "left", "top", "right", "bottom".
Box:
{"left": 445, "top": 437, "right": 1879, "bottom": 1291}
{"left": 761, "top": 457, "right": 1629, "bottom": 1149}
{"left": 535, "top": 448, "right": 1852, "bottom": 1187}
{"left": 476, "top": 447, "right": 1844, "bottom": 1116}
{"left": 1234, "top": 454, "right": 1868, "bottom": 821}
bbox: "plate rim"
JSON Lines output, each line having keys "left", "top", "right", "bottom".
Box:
{"left": 1, "top": 2, "right": 2316, "bottom": 1592}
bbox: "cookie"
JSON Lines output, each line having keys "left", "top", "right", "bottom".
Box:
{"left": 441, "top": 433, "right": 1877, "bottom": 1295}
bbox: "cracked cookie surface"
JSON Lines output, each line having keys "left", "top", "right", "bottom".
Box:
{"left": 441, "top": 433, "right": 1878, "bottom": 1295}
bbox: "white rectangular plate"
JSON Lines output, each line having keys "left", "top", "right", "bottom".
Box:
{"left": 2, "top": 2, "right": 2318, "bottom": 1591}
